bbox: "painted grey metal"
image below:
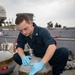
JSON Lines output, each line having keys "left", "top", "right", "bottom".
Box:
{"left": 0, "top": 30, "right": 19, "bottom": 50}
{"left": 0, "top": 5, "right": 6, "bottom": 22}
{"left": 0, "top": 30, "right": 19, "bottom": 36}
{"left": 0, "top": 51, "right": 16, "bottom": 74}
{"left": 19, "top": 49, "right": 52, "bottom": 75}
{"left": 55, "top": 38, "right": 75, "bottom": 58}
{"left": 19, "top": 56, "right": 52, "bottom": 73}
{"left": 0, "top": 51, "right": 13, "bottom": 61}
{"left": 47, "top": 29, "right": 75, "bottom": 38}
{"left": 0, "top": 61, "right": 16, "bottom": 74}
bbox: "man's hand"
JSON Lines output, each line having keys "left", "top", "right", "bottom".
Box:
{"left": 29, "top": 61, "right": 45, "bottom": 75}
{"left": 21, "top": 55, "right": 31, "bottom": 66}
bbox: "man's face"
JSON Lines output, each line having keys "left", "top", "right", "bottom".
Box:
{"left": 17, "top": 20, "right": 33, "bottom": 36}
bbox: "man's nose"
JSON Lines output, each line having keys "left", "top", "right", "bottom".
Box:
{"left": 22, "top": 30, "right": 26, "bottom": 34}
{"left": 22, "top": 30, "right": 27, "bottom": 34}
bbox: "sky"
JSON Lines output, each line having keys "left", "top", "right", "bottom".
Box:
{"left": 0, "top": 0, "right": 75, "bottom": 27}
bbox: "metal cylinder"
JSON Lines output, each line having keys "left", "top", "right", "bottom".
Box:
{"left": 0, "top": 51, "right": 16, "bottom": 74}
{"left": 19, "top": 64, "right": 52, "bottom": 75}
{"left": 19, "top": 55, "right": 52, "bottom": 75}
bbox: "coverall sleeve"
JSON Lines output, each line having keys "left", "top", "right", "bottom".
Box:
{"left": 16, "top": 32, "right": 27, "bottom": 50}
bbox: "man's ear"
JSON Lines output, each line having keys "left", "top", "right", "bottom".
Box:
{"left": 29, "top": 21, "right": 33, "bottom": 26}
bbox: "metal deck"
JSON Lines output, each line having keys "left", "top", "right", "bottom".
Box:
{"left": 8, "top": 64, "right": 75, "bottom": 75}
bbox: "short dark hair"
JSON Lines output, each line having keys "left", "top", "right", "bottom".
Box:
{"left": 15, "top": 14, "right": 30, "bottom": 25}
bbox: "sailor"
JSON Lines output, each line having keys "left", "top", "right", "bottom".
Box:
{"left": 13, "top": 14, "right": 69, "bottom": 75}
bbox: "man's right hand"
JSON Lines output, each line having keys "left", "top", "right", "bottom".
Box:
{"left": 21, "top": 55, "right": 31, "bottom": 66}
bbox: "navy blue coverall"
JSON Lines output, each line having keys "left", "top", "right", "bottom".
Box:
{"left": 13, "top": 23, "right": 69, "bottom": 75}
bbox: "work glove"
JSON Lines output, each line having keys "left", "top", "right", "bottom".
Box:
{"left": 21, "top": 55, "right": 31, "bottom": 66}
{"left": 29, "top": 61, "right": 45, "bottom": 75}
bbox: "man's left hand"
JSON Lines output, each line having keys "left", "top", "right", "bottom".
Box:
{"left": 29, "top": 61, "right": 45, "bottom": 75}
